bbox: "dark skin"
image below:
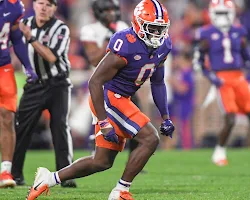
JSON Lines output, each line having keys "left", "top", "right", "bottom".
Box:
{"left": 58, "top": 52, "right": 160, "bottom": 182}
{"left": 1, "top": 23, "right": 24, "bottom": 162}
{"left": 200, "top": 36, "right": 249, "bottom": 147}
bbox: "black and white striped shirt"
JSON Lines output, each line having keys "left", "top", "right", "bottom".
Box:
{"left": 23, "top": 16, "right": 71, "bottom": 80}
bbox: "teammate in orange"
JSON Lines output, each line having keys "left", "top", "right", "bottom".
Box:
{"left": 0, "top": 0, "right": 37, "bottom": 188}
{"left": 26, "top": 0, "right": 174, "bottom": 199}
{"left": 194, "top": 0, "right": 250, "bottom": 166}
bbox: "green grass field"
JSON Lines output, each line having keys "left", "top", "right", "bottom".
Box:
{"left": 0, "top": 149, "right": 250, "bottom": 200}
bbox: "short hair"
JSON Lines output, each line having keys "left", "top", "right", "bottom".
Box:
{"left": 33, "top": 0, "right": 57, "bottom": 6}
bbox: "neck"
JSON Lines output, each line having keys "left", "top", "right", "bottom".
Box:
{"left": 36, "top": 17, "right": 51, "bottom": 27}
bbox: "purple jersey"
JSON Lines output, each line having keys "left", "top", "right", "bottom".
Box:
{"left": 106, "top": 27, "right": 172, "bottom": 97}
{"left": 196, "top": 24, "right": 247, "bottom": 71}
{"left": 0, "top": 0, "right": 24, "bottom": 66}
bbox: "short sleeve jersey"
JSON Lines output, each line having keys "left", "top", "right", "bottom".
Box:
{"left": 0, "top": 0, "right": 24, "bottom": 66}
{"left": 105, "top": 27, "right": 172, "bottom": 97}
{"left": 196, "top": 24, "right": 247, "bottom": 71}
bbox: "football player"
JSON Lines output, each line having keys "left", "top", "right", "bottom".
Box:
{"left": 0, "top": 0, "right": 37, "bottom": 188}
{"left": 26, "top": 0, "right": 174, "bottom": 199}
{"left": 80, "top": 0, "right": 144, "bottom": 166}
{"left": 193, "top": 0, "right": 250, "bottom": 166}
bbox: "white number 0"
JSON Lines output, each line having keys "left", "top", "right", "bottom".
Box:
{"left": 135, "top": 64, "right": 155, "bottom": 86}
{"left": 113, "top": 39, "right": 123, "bottom": 51}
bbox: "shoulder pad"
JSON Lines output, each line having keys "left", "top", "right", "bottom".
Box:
{"left": 12, "top": 0, "right": 25, "bottom": 15}
{"left": 195, "top": 25, "right": 211, "bottom": 41}
{"left": 107, "top": 29, "right": 135, "bottom": 58}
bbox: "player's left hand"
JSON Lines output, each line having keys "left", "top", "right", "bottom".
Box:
{"left": 25, "top": 68, "right": 38, "bottom": 83}
{"left": 99, "top": 118, "right": 119, "bottom": 144}
{"left": 102, "top": 128, "right": 119, "bottom": 143}
{"left": 19, "top": 22, "right": 32, "bottom": 40}
{"left": 160, "top": 119, "right": 175, "bottom": 138}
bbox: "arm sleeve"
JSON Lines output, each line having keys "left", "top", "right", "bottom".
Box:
{"left": 10, "top": 28, "right": 32, "bottom": 70}
{"left": 150, "top": 65, "right": 169, "bottom": 117}
{"left": 193, "top": 28, "right": 222, "bottom": 85}
{"left": 240, "top": 26, "right": 250, "bottom": 63}
{"left": 49, "top": 25, "right": 70, "bottom": 58}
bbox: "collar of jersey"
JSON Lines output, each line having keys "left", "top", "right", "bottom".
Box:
{"left": 32, "top": 16, "right": 57, "bottom": 30}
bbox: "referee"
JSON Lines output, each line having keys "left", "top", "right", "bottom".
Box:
{"left": 11, "top": 0, "right": 76, "bottom": 188}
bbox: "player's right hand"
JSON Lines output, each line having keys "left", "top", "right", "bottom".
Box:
{"left": 98, "top": 118, "right": 119, "bottom": 144}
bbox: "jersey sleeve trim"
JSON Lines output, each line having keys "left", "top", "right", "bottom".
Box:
{"left": 14, "top": 14, "right": 24, "bottom": 25}
{"left": 107, "top": 48, "right": 128, "bottom": 65}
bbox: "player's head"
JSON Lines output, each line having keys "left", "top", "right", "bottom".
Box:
{"left": 209, "top": 0, "right": 235, "bottom": 32}
{"left": 92, "top": 0, "right": 119, "bottom": 26}
{"left": 33, "top": 0, "right": 57, "bottom": 21}
{"left": 132, "top": 0, "right": 170, "bottom": 48}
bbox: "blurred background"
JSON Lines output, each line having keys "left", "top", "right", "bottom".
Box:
{"left": 11, "top": 0, "right": 250, "bottom": 151}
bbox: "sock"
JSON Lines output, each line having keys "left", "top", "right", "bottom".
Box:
{"left": 115, "top": 179, "right": 132, "bottom": 191}
{"left": 215, "top": 145, "right": 226, "bottom": 152}
{"left": 1, "top": 161, "right": 12, "bottom": 173}
{"left": 48, "top": 172, "right": 61, "bottom": 187}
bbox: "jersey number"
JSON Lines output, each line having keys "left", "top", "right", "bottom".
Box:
{"left": 222, "top": 37, "right": 233, "bottom": 64}
{"left": 0, "top": 23, "right": 10, "bottom": 50}
{"left": 135, "top": 64, "right": 155, "bottom": 86}
{"left": 113, "top": 39, "right": 123, "bottom": 51}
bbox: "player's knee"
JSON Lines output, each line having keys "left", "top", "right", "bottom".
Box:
{"left": 0, "top": 108, "right": 14, "bottom": 127}
{"left": 142, "top": 129, "right": 160, "bottom": 151}
{"left": 93, "top": 158, "right": 114, "bottom": 172}
{"left": 225, "top": 113, "right": 235, "bottom": 127}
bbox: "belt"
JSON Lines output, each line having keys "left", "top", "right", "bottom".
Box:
{"left": 38, "top": 74, "right": 68, "bottom": 85}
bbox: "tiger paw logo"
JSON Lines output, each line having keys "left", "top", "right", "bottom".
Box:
{"left": 126, "top": 34, "right": 136, "bottom": 43}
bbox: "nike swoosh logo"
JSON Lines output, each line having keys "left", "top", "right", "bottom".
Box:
{"left": 4, "top": 69, "right": 11, "bottom": 72}
{"left": 3, "top": 12, "right": 10, "bottom": 17}
{"left": 158, "top": 53, "right": 164, "bottom": 58}
{"left": 34, "top": 181, "right": 43, "bottom": 191}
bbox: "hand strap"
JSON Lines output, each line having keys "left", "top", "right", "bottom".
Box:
{"left": 98, "top": 118, "right": 112, "bottom": 129}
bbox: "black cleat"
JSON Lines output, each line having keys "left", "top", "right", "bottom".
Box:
{"left": 61, "top": 179, "right": 77, "bottom": 188}
{"left": 14, "top": 177, "right": 25, "bottom": 186}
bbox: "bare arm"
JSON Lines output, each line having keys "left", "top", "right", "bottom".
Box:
{"left": 19, "top": 22, "right": 57, "bottom": 63}
{"left": 83, "top": 41, "right": 109, "bottom": 67}
{"left": 29, "top": 41, "right": 57, "bottom": 63}
{"left": 88, "top": 51, "right": 126, "bottom": 120}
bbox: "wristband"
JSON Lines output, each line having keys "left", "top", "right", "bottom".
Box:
{"left": 98, "top": 118, "right": 112, "bottom": 129}
{"left": 28, "top": 36, "right": 37, "bottom": 43}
